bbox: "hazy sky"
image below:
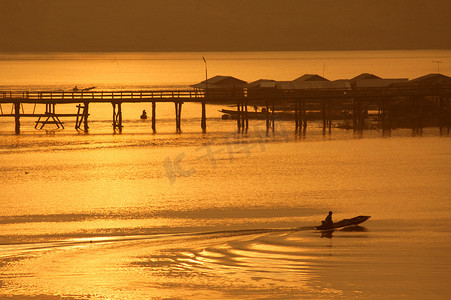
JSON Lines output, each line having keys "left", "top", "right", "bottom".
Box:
{"left": 1, "top": 0, "right": 450, "bottom": 52}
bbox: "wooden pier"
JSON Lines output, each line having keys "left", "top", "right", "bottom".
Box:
{"left": 1, "top": 83, "right": 450, "bottom": 135}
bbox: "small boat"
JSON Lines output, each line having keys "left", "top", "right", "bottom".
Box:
{"left": 72, "top": 86, "right": 96, "bottom": 92}
{"left": 219, "top": 109, "right": 328, "bottom": 121}
{"left": 219, "top": 109, "right": 295, "bottom": 120}
{"left": 316, "top": 215, "right": 371, "bottom": 230}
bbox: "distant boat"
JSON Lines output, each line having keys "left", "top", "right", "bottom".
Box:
{"left": 219, "top": 107, "right": 350, "bottom": 121}
{"left": 72, "top": 86, "right": 96, "bottom": 92}
{"left": 219, "top": 109, "right": 329, "bottom": 121}
{"left": 219, "top": 109, "right": 295, "bottom": 120}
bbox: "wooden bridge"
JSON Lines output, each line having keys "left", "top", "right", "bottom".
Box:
{"left": 0, "top": 90, "right": 207, "bottom": 133}
{"left": 1, "top": 86, "right": 450, "bottom": 135}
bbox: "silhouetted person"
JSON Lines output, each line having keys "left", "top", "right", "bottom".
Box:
{"left": 140, "top": 109, "right": 147, "bottom": 119}
{"left": 324, "top": 211, "right": 333, "bottom": 226}
{"left": 254, "top": 106, "right": 258, "bottom": 112}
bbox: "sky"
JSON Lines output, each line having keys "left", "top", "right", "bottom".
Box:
{"left": 0, "top": 0, "right": 450, "bottom": 52}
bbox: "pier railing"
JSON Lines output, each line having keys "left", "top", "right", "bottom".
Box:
{"left": 0, "top": 90, "right": 209, "bottom": 103}
{"left": 1, "top": 86, "right": 451, "bottom": 104}
{"left": 0, "top": 86, "right": 449, "bottom": 135}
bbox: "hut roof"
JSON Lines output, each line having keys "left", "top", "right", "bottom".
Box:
{"left": 247, "top": 79, "right": 277, "bottom": 89}
{"left": 354, "top": 78, "right": 408, "bottom": 88}
{"left": 293, "top": 74, "right": 329, "bottom": 82}
{"left": 351, "top": 73, "right": 382, "bottom": 82}
{"left": 408, "top": 73, "right": 451, "bottom": 86}
{"left": 276, "top": 80, "right": 351, "bottom": 90}
{"left": 350, "top": 73, "right": 408, "bottom": 88}
{"left": 191, "top": 75, "right": 247, "bottom": 89}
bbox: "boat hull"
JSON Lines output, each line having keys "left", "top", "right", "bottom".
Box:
{"left": 316, "top": 215, "right": 371, "bottom": 230}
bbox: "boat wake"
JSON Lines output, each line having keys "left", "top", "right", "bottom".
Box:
{"left": 0, "top": 226, "right": 317, "bottom": 259}
{"left": 0, "top": 224, "right": 370, "bottom": 299}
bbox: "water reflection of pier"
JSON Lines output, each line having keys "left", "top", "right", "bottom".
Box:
{"left": 0, "top": 75, "right": 450, "bottom": 135}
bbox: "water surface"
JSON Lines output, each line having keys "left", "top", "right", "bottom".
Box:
{"left": 0, "top": 51, "right": 450, "bottom": 299}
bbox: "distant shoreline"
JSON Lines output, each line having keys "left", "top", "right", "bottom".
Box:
{"left": 1, "top": 49, "right": 451, "bottom": 55}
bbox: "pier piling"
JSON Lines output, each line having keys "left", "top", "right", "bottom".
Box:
{"left": 322, "top": 99, "right": 327, "bottom": 135}
{"left": 353, "top": 98, "right": 364, "bottom": 135}
{"left": 411, "top": 97, "right": 423, "bottom": 136}
{"left": 237, "top": 101, "right": 241, "bottom": 132}
{"left": 175, "top": 102, "right": 182, "bottom": 132}
{"left": 14, "top": 102, "right": 20, "bottom": 134}
{"left": 75, "top": 105, "right": 82, "bottom": 130}
{"left": 295, "top": 101, "right": 299, "bottom": 133}
{"left": 83, "top": 102, "right": 89, "bottom": 132}
{"left": 265, "top": 101, "right": 270, "bottom": 132}
{"left": 301, "top": 101, "right": 307, "bottom": 135}
{"left": 112, "top": 103, "right": 116, "bottom": 130}
{"left": 201, "top": 101, "right": 206, "bottom": 133}
{"left": 152, "top": 101, "right": 156, "bottom": 133}
{"left": 75, "top": 104, "right": 88, "bottom": 131}
{"left": 271, "top": 102, "right": 275, "bottom": 132}
{"left": 112, "top": 102, "right": 123, "bottom": 133}
{"left": 381, "top": 99, "right": 392, "bottom": 136}
{"left": 244, "top": 103, "right": 249, "bottom": 132}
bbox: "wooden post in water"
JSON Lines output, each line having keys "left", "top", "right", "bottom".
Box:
{"left": 112, "top": 103, "right": 117, "bottom": 131}
{"left": 381, "top": 98, "right": 391, "bottom": 136}
{"left": 240, "top": 103, "right": 244, "bottom": 131}
{"left": 322, "top": 99, "right": 327, "bottom": 135}
{"left": 353, "top": 98, "right": 357, "bottom": 133}
{"left": 152, "top": 101, "right": 156, "bottom": 133}
{"left": 411, "top": 97, "right": 417, "bottom": 135}
{"left": 417, "top": 97, "right": 424, "bottom": 135}
{"left": 301, "top": 101, "right": 307, "bottom": 135}
{"left": 328, "top": 101, "right": 332, "bottom": 134}
{"left": 179, "top": 102, "right": 182, "bottom": 132}
{"left": 175, "top": 102, "right": 178, "bottom": 132}
{"left": 353, "top": 98, "right": 363, "bottom": 135}
{"left": 14, "top": 102, "right": 20, "bottom": 134}
{"left": 439, "top": 96, "right": 444, "bottom": 136}
{"left": 439, "top": 96, "right": 450, "bottom": 136}
{"left": 410, "top": 97, "right": 423, "bottom": 136}
{"left": 118, "top": 102, "right": 122, "bottom": 133}
{"left": 448, "top": 97, "right": 451, "bottom": 136}
{"left": 358, "top": 99, "right": 364, "bottom": 134}
{"left": 265, "top": 101, "right": 270, "bottom": 132}
{"left": 175, "top": 102, "right": 179, "bottom": 132}
{"left": 244, "top": 102, "right": 249, "bottom": 132}
{"left": 112, "top": 102, "right": 123, "bottom": 133}
{"left": 75, "top": 104, "right": 87, "bottom": 131}
{"left": 271, "top": 101, "right": 275, "bottom": 132}
{"left": 83, "top": 102, "right": 89, "bottom": 132}
{"left": 295, "top": 100, "right": 299, "bottom": 133}
{"left": 175, "top": 102, "right": 182, "bottom": 132}
{"left": 201, "top": 101, "right": 206, "bottom": 133}
{"left": 237, "top": 101, "right": 241, "bottom": 133}
{"left": 75, "top": 105, "right": 81, "bottom": 130}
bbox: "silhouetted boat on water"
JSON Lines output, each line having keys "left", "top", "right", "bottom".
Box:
{"left": 219, "top": 109, "right": 294, "bottom": 120}
{"left": 316, "top": 215, "right": 371, "bottom": 230}
{"left": 72, "top": 86, "right": 96, "bottom": 92}
{"left": 219, "top": 109, "right": 331, "bottom": 120}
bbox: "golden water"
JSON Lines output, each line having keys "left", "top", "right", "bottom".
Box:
{"left": 0, "top": 51, "right": 451, "bottom": 299}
